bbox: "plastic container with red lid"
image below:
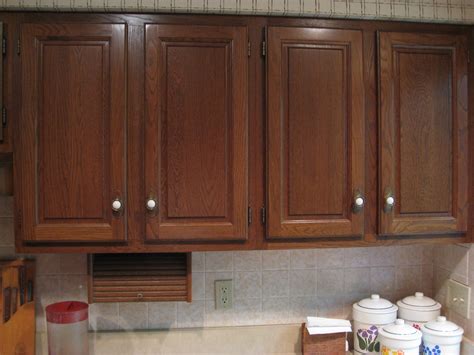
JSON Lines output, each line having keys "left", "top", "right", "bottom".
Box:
{"left": 46, "top": 301, "right": 89, "bottom": 355}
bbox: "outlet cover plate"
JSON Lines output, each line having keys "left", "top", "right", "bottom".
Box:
{"left": 215, "top": 279, "right": 233, "bottom": 310}
{"left": 447, "top": 279, "right": 471, "bottom": 319}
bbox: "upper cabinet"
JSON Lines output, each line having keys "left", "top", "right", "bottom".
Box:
{"left": 15, "top": 23, "right": 127, "bottom": 243}
{"left": 378, "top": 32, "right": 469, "bottom": 236}
{"left": 144, "top": 24, "right": 249, "bottom": 242}
{"left": 266, "top": 27, "right": 365, "bottom": 239}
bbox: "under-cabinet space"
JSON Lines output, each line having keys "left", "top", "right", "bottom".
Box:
{"left": 88, "top": 253, "right": 191, "bottom": 303}
{"left": 266, "top": 27, "right": 366, "bottom": 240}
{"left": 378, "top": 31, "right": 469, "bottom": 236}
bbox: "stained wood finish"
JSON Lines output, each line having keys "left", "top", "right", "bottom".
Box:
{"left": 16, "top": 23, "right": 127, "bottom": 243}
{"left": 145, "top": 24, "right": 248, "bottom": 242}
{"left": 267, "top": 27, "right": 365, "bottom": 239}
{"left": 89, "top": 253, "right": 191, "bottom": 303}
{"left": 379, "top": 32, "right": 469, "bottom": 235}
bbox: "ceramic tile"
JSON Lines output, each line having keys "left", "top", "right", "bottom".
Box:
{"left": 344, "top": 267, "right": 371, "bottom": 294}
{"left": 59, "top": 254, "right": 87, "bottom": 275}
{"left": 148, "top": 302, "right": 177, "bottom": 329}
{"left": 317, "top": 268, "right": 344, "bottom": 297}
{"left": 234, "top": 271, "right": 261, "bottom": 299}
{"left": 118, "top": 302, "right": 148, "bottom": 330}
{"left": 36, "top": 254, "right": 61, "bottom": 275}
{"left": 262, "top": 250, "right": 289, "bottom": 270}
{"left": 0, "top": 218, "right": 14, "bottom": 246}
{"left": 233, "top": 298, "right": 262, "bottom": 325}
{"left": 204, "top": 300, "right": 235, "bottom": 326}
{"left": 344, "top": 248, "right": 371, "bottom": 268}
{"left": 289, "top": 269, "right": 316, "bottom": 297}
{"left": 370, "top": 246, "right": 396, "bottom": 267}
{"left": 315, "top": 248, "right": 345, "bottom": 269}
{"left": 396, "top": 265, "right": 422, "bottom": 293}
{"left": 370, "top": 266, "right": 395, "bottom": 294}
{"left": 192, "top": 252, "right": 205, "bottom": 272}
{"left": 233, "top": 251, "right": 261, "bottom": 271}
{"left": 192, "top": 272, "right": 205, "bottom": 300}
{"left": 89, "top": 303, "right": 120, "bottom": 331}
{"left": 59, "top": 275, "right": 88, "bottom": 301}
{"left": 315, "top": 296, "right": 344, "bottom": 318}
{"left": 177, "top": 300, "right": 205, "bottom": 328}
{"left": 289, "top": 296, "right": 318, "bottom": 323}
{"left": 0, "top": 196, "right": 13, "bottom": 217}
{"left": 290, "top": 249, "right": 316, "bottom": 269}
{"left": 205, "top": 251, "right": 233, "bottom": 271}
{"left": 261, "top": 297, "right": 289, "bottom": 324}
{"left": 262, "top": 270, "right": 289, "bottom": 298}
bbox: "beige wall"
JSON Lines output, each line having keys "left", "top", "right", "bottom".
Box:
{"left": 0, "top": 0, "right": 473, "bottom": 23}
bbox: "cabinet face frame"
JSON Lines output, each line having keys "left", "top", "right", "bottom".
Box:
{"left": 378, "top": 31, "right": 469, "bottom": 236}
{"left": 144, "top": 24, "right": 249, "bottom": 242}
{"left": 266, "top": 26, "right": 366, "bottom": 240}
{"left": 16, "top": 23, "right": 127, "bottom": 243}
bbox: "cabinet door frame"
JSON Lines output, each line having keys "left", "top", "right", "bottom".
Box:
{"left": 378, "top": 31, "right": 469, "bottom": 236}
{"left": 144, "top": 24, "right": 249, "bottom": 242}
{"left": 16, "top": 23, "right": 127, "bottom": 243}
{"left": 266, "top": 27, "right": 366, "bottom": 239}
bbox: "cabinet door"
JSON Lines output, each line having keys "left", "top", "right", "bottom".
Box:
{"left": 267, "top": 27, "right": 365, "bottom": 239}
{"left": 379, "top": 32, "right": 468, "bottom": 235}
{"left": 16, "top": 24, "right": 127, "bottom": 243}
{"left": 145, "top": 25, "right": 248, "bottom": 242}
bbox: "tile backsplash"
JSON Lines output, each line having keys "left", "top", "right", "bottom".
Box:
{"left": 0, "top": 0, "right": 473, "bottom": 23}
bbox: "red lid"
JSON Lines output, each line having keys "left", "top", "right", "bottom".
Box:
{"left": 46, "top": 301, "right": 89, "bottom": 324}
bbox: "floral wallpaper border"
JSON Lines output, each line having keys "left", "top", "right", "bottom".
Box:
{"left": 0, "top": 0, "right": 473, "bottom": 23}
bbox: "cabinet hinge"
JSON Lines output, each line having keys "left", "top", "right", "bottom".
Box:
{"left": 16, "top": 39, "right": 20, "bottom": 55}
{"left": 261, "top": 41, "right": 266, "bottom": 57}
{"left": 260, "top": 206, "right": 266, "bottom": 225}
{"left": 248, "top": 41, "right": 251, "bottom": 57}
{"left": 248, "top": 206, "right": 252, "bottom": 225}
{"left": 2, "top": 37, "right": 6, "bottom": 55}
{"left": 0, "top": 107, "right": 6, "bottom": 143}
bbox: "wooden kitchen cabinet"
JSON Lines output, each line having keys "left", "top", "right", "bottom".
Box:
{"left": 15, "top": 23, "right": 127, "bottom": 243}
{"left": 266, "top": 27, "right": 366, "bottom": 239}
{"left": 378, "top": 32, "right": 469, "bottom": 236}
{"left": 144, "top": 24, "right": 249, "bottom": 242}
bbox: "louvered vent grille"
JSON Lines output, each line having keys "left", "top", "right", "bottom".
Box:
{"left": 89, "top": 253, "right": 191, "bottom": 303}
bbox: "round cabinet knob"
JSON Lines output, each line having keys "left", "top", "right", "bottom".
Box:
{"left": 355, "top": 197, "right": 364, "bottom": 207}
{"left": 111, "top": 198, "right": 122, "bottom": 212}
{"left": 386, "top": 196, "right": 395, "bottom": 206}
{"left": 146, "top": 198, "right": 157, "bottom": 211}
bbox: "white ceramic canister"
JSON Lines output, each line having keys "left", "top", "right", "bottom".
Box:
{"left": 397, "top": 292, "right": 441, "bottom": 330}
{"left": 421, "top": 316, "right": 464, "bottom": 355}
{"left": 353, "top": 294, "right": 398, "bottom": 354}
{"left": 378, "top": 319, "right": 422, "bottom": 355}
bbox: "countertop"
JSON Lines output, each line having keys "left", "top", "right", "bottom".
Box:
{"left": 35, "top": 324, "right": 474, "bottom": 355}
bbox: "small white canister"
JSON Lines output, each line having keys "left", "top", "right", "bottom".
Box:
{"left": 353, "top": 294, "right": 398, "bottom": 354}
{"left": 421, "top": 316, "right": 464, "bottom": 355}
{"left": 397, "top": 292, "right": 441, "bottom": 330}
{"left": 378, "top": 319, "right": 422, "bottom": 355}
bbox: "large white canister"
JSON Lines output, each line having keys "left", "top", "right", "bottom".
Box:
{"left": 353, "top": 294, "right": 398, "bottom": 354}
{"left": 397, "top": 292, "right": 441, "bottom": 330}
{"left": 421, "top": 316, "right": 464, "bottom": 355}
{"left": 378, "top": 319, "right": 422, "bottom": 355}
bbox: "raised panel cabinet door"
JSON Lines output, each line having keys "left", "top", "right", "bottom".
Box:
{"left": 16, "top": 23, "right": 127, "bottom": 243}
{"left": 145, "top": 25, "right": 248, "bottom": 242}
{"left": 267, "top": 27, "right": 365, "bottom": 239}
{"left": 379, "top": 32, "right": 468, "bottom": 235}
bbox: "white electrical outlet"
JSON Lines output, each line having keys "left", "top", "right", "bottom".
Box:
{"left": 215, "top": 279, "right": 233, "bottom": 310}
{"left": 447, "top": 279, "right": 471, "bottom": 319}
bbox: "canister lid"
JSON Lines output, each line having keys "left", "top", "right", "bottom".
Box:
{"left": 46, "top": 301, "right": 89, "bottom": 324}
{"left": 422, "top": 316, "right": 464, "bottom": 337}
{"left": 379, "top": 319, "right": 422, "bottom": 341}
{"left": 354, "top": 294, "right": 398, "bottom": 314}
{"left": 397, "top": 292, "right": 441, "bottom": 312}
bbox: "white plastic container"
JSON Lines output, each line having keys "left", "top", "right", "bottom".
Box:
{"left": 378, "top": 319, "right": 422, "bottom": 355}
{"left": 353, "top": 294, "right": 398, "bottom": 354}
{"left": 421, "top": 316, "right": 464, "bottom": 355}
{"left": 397, "top": 292, "right": 441, "bottom": 330}
{"left": 46, "top": 301, "right": 89, "bottom": 355}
